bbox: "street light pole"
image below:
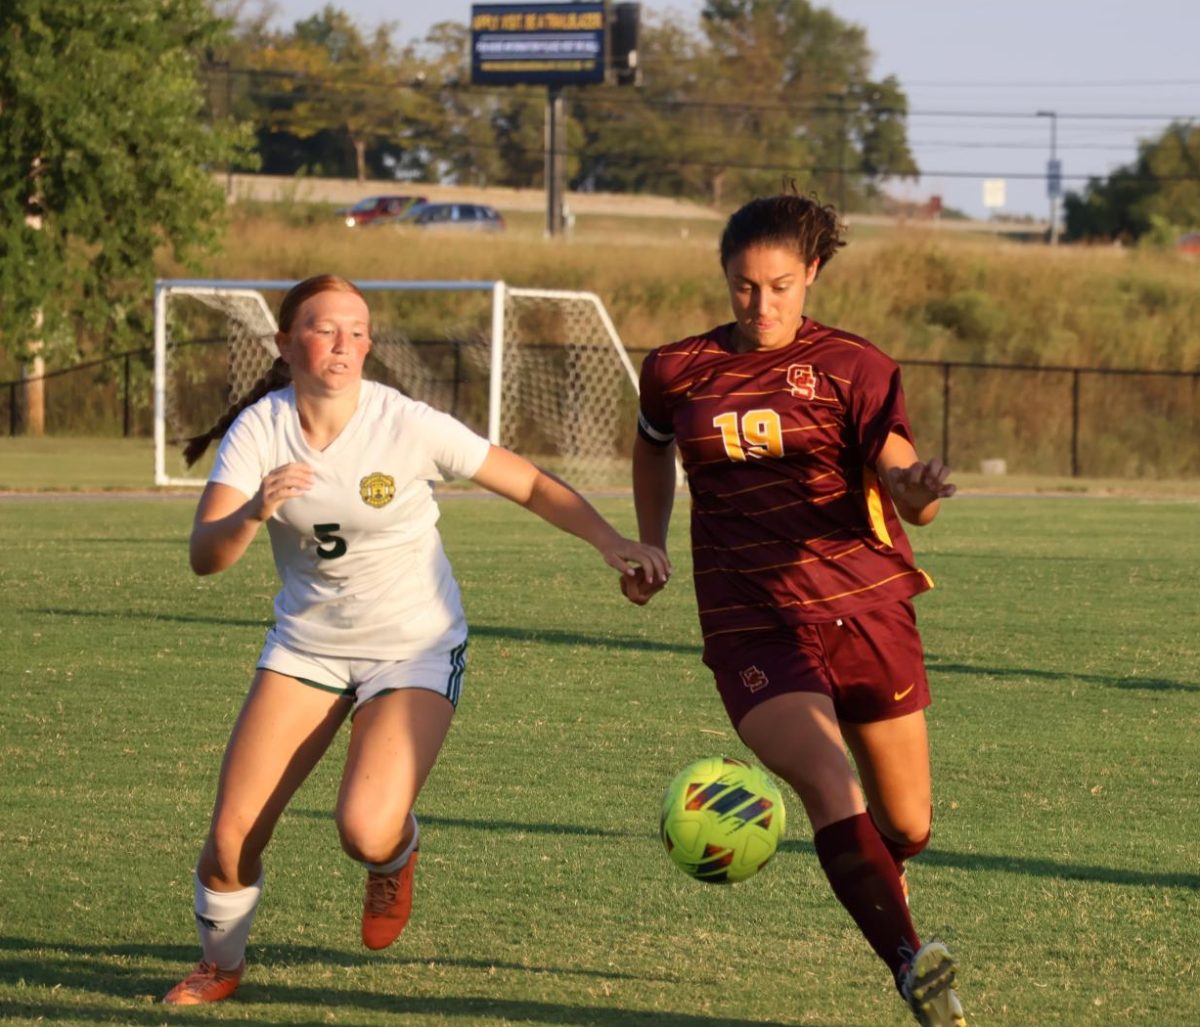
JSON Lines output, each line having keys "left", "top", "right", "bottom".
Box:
{"left": 1036, "top": 110, "right": 1060, "bottom": 245}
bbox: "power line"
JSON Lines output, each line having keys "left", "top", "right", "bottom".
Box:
{"left": 435, "top": 138, "right": 1200, "bottom": 185}
{"left": 204, "top": 64, "right": 1200, "bottom": 185}
{"left": 901, "top": 78, "right": 1200, "bottom": 88}
{"left": 208, "top": 63, "right": 1200, "bottom": 123}
{"left": 911, "top": 141, "right": 1156, "bottom": 151}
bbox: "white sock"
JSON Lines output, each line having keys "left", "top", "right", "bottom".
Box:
{"left": 363, "top": 814, "right": 420, "bottom": 875}
{"left": 194, "top": 871, "right": 262, "bottom": 970}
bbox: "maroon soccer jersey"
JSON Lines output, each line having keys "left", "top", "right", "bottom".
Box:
{"left": 638, "top": 319, "right": 932, "bottom": 647}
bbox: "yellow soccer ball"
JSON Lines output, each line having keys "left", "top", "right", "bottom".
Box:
{"left": 660, "top": 756, "right": 786, "bottom": 884}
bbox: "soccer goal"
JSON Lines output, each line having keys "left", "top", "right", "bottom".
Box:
{"left": 153, "top": 279, "right": 643, "bottom": 490}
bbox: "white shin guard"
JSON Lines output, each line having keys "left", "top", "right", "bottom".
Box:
{"left": 193, "top": 871, "right": 263, "bottom": 971}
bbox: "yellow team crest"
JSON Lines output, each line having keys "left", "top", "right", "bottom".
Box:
{"left": 359, "top": 472, "right": 396, "bottom": 508}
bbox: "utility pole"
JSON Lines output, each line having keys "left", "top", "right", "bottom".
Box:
{"left": 834, "top": 91, "right": 847, "bottom": 214}
{"left": 204, "top": 56, "right": 235, "bottom": 200}
{"left": 223, "top": 60, "right": 234, "bottom": 199}
{"left": 20, "top": 156, "right": 45, "bottom": 436}
{"left": 1036, "top": 110, "right": 1061, "bottom": 245}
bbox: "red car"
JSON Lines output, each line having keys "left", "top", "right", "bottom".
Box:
{"left": 337, "top": 195, "right": 426, "bottom": 227}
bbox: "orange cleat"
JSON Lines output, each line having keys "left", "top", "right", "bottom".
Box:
{"left": 161, "top": 960, "right": 244, "bottom": 1005}
{"left": 361, "top": 850, "right": 418, "bottom": 950}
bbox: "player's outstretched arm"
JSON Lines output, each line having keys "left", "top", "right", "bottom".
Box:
{"left": 189, "top": 463, "right": 314, "bottom": 575}
{"left": 623, "top": 435, "right": 678, "bottom": 605}
{"left": 877, "top": 432, "right": 955, "bottom": 527}
{"left": 471, "top": 445, "right": 671, "bottom": 583}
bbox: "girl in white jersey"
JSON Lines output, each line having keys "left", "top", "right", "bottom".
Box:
{"left": 162, "top": 274, "right": 671, "bottom": 1006}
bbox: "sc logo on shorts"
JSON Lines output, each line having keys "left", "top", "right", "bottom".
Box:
{"left": 740, "top": 665, "right": 770, "bottom": 692}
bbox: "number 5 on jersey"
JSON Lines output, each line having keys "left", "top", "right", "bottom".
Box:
{"left": 713, "top": 409, "right": 784, "bottom": 461}
{"left": 314, "top": 523, "right": 347, "bottom": 560}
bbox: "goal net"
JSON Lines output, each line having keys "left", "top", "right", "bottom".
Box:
{"left": 153, "top": 279, "right": 642, "bottom": 490}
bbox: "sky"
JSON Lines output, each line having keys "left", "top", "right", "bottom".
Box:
{"left": 268, "top": 0, "right": 1200, "bottom": 221}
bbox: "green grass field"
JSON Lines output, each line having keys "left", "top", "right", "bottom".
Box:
{"left": 2, "top": 492, "right": 1198, "bottom": 1026}
{"left": 6, "top": 436, "right": 1200, "bottom": 502}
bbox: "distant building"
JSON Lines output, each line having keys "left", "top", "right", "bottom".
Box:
{"left": 880, "top": 193, "right": 948, "bottom": 221}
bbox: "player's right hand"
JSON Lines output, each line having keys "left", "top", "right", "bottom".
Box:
{"left": 253, "top": 462, "right": 314, "bottom": 521}
{"left": 620, "top": 564, "right": 667, "bottom": 606}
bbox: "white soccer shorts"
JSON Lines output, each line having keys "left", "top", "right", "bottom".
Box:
{"left": 256, "top": 628, "right": 467, "bottom": 712}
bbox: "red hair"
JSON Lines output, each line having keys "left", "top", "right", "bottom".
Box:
{"left": 277, "top": 274, "right": 366, "bottom": 332}
{"left": 181, "top": 274, "right": 367, "bottom": 467}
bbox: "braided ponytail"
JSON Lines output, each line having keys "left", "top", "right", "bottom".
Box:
{"left": 182, "top": 357, "right": 293, "bottom": 467}
{"left": 179, "top": 273, "right": 366, "bottom": 468}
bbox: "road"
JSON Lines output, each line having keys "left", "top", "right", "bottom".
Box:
{"left": 222, "top": 173, "right": 1047, "bottom": 235}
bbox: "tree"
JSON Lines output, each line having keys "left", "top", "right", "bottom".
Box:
{"left": 202, "top": 1, "right": 917, "bottom": 208}
{"left": 851, "top": 76, "right": 919, "bottom": 185}
{"left": 1063, "top": 168, "right": 1155, "bottom": 244}
{"left": 698, "top": 0, "right": 917, "bottom": 208}
{"left": 0, "top": 0, "right": 250, "bottom": 431}
{"left": 247, "top": 5, "right": 431, "bottom": 183}
{"left": 569, "top": 16, "right": 716, "bottom": 198}
{"left": 411, "top": 22, "right": 507, "bottom": 185}
{"left": 1064, "top": 122, "right": 1200, "bottom": 243}
{"left": 1130, "top": 122, "right": 1200, "bottom": 237}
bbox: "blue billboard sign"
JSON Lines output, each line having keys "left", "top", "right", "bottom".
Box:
{"left": 1047, "top": 159, "right": 1063, "bottom": 198}
{"left": 471, "top": 3, "right": 608, "bottom": 86}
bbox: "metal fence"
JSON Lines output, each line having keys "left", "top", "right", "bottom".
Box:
{"left": 3, "top": 345, "right": 1198, "bottom": 479}
{"left": 898, "top": 358, "right": 1200, "bottom": 479}
{"left": 3, "top": 347, "right": 152, "bottom": 438}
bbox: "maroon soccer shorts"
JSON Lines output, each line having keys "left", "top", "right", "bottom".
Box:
{"left": 705, "top": 599, "right": 932, "bottom": 727}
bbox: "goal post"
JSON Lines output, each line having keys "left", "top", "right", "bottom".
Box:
{"left": 153, "top": 278, "right": 644, "bottom": 490}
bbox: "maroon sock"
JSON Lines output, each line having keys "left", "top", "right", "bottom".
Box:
{"left": 814, "top": 812, "right": 920, "bottom": 980}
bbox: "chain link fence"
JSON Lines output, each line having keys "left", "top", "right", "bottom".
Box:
{"left": 4, "top": 348, "right": 1199, "bottom": 479}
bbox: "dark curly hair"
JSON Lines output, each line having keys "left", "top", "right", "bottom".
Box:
{"left": 719, "top": 193, "right": 845, "bottom": 273}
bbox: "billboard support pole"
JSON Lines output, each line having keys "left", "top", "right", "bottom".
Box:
{"left": 545, "top": 83, "right": 565, "bottom": 237}
{"left": 470, "top": 1, "right": 634, "bottom": 236}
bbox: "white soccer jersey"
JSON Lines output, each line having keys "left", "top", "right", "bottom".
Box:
{"left": 209, "top": 381, "right": 491, "bottom": 659}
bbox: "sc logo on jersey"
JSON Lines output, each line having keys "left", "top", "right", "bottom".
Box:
{"left": 787, "top": 363, "right": 817, "bottom": 400}
{"left": 359, "top": 472, "right": 396, "bottom": 508}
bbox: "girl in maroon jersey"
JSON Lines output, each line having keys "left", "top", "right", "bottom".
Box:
{"left": 623, "top": 193, "right": 965, "bottom": 1027}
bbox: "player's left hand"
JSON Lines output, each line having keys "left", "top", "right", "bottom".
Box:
{"left": 885, "top": 458, "right": 956, "bottom": 502}
{"left": 620, "top": 564, "right": 668, "bottom": 606}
